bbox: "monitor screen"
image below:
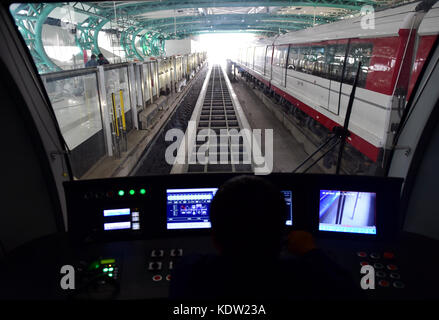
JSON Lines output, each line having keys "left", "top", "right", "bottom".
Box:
{"left": 167, "top": 188, "right": 293, "bottom": 230}
{"left": 318, "top": 190, "right": 376, "bottom": 235}
{"left": 166, "top": 188, "right": 218, "bottom": 229}
{"left": 103, "top": 208, "right": 141, "bottom": 231}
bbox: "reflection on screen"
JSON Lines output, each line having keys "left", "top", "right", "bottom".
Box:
{"left": 318, "top": 190, "right": 376, "bottom": 235}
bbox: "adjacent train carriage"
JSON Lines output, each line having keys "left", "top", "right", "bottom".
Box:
{"left": 235, "top": 2, "right": 439, "bottom": 167}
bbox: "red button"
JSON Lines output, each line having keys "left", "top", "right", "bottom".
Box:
{"left": 383, "top": 252, "right": 395, "bottom": 259}
{"left": 357, "top": 252, "right": 367, "bottom": 258}
{"left": 166, "top": 274, "right": 171, "bottom": 281}
{"left": 379, "top": 280, "right": 390, "bottom": 287}
{"left": 387, "top": 264, "right": 398, "bottom": 271}
{"left": 360, "top": 261, "right": 369, "bottom": 266}
{"left": 152, "top": 275, "right": 162, "bottom": 282}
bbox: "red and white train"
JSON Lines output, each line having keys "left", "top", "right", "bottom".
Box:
{"left": 234, "top": 1, "right": 439, "bottom": 165}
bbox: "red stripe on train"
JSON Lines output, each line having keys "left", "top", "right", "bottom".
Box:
{"left": 269, "top": 84, "right": 380, "bottom": 162}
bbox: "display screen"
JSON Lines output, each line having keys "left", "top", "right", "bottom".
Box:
{"left": 103, "top": 208, "right": 140, "bottom": 231}
{"left": 166, "top": 188, "right": 293, "bottom": 230}
{"left": 282, "top": 190, "right": 293, "bottom": 226}
{"left": 166, "top": 188, "right": 217, "bottom": 229}
{"left": 318, "top": 190, "right": 376, "bottom": 235}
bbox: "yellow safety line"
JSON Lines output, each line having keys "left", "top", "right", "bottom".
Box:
{"left": 111, "top": 92, "right": 119, "bottom": 137}
{"left": 119, "top": 90, "right": 126, "bottom": 131}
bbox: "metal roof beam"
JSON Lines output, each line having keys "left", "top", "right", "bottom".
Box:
{"left": 136, "top": 13, "right": 336, "bottom": 29}
{"left": 98, "top": 0, "right": 375, "bottom": 18}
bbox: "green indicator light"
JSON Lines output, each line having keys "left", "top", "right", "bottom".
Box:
{"left": 103, "top": 268, "right": 108, "bottom": 272}
{"left": 129, "top": 189, "right": 135, "bottom": 195}
{"left": 108, "top": 273, "right": 113, "bottom": 277}
{"left": 140, "top": 189, "right": 146, "bottom": 195}
{"left": 108, "top": 267, "right": 114, "bottom": 272}
{"left": 118, "top": 190, "right": 125, "bottom": 196}
{"left": 100, "top": 258, "right": 115, "bottom": 264}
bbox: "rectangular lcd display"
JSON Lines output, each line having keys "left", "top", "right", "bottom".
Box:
{"left": 104, "top": 221, "right": 131, "bottom": 231}
{"left": 166, "top": 188, "right": 294, "bottom": 230}
{"left": 103, "top": 208, "right": 131, "bottom": 217}
{"left": 166, "top": 188, "right": 217, "bottom": 230}
{"left": 102, "top": 208, "right": 140, "bottom": 231}
{"left": 318, "top": 190, "right": 377, "bottom": 235}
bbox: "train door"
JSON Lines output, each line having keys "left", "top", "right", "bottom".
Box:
{"left": 281, "top": 45, "right": 289, "bottom": 87}
{"left": 327, "top": 42, "right": 348, "bottom": 115}
{"left": 309, "top": 46, "right": 330, "bottom": 108}
{"left": 272, "top": 45, "right": 288, "bottom": 87}
{"left": 264, "top": 45, "right": 273, "bottom": 80}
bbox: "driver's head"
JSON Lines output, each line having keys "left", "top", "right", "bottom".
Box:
{"left": 210, "top": 175, "right": 286, "bottom": 257}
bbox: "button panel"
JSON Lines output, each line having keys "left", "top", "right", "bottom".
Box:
{"left": 356, "top": 250, "right": 404, "bottom": 290}
{"left": 147, "top": 248, "right": 184, "bottom": 283}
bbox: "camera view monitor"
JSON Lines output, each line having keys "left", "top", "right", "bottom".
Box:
{"left": 103, "top": 208, "right": 141, "bottom": 231}
{"left": 166, "top": 188, "right": 294, "bottom": 230}
{"left": 318, "top": 190, "right": 376, "bottom": 235}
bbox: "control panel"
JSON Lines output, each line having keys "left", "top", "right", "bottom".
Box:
{"left": 62, "top": 172, "right": 406, "bottom": 300}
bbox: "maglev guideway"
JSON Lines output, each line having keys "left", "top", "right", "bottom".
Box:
{"left": 172, "top": 64, "right": 268, "bottom": 174}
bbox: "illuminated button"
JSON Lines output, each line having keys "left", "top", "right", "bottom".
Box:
{"left": 360, "top": 261, "right": 369, "bottom": 266}
{"left": 390, "top": 273, "right": 401, "bottom": 280}
{"left": 383, "top": 252, "right": 395, "bottom": 259}
{"left": 140, "top": 189, "right": 146, "bottom": 195}
{"left": 103, "top": 268, "right": 108, "bottom": 272}
{"left": 387, "top": 264, "right": 398, "bottom": 271}
{"left": 376, "top": 271, "right": 387, "bottom": 278}
{"left": 108, "top": 273, "right": 113, "bottom": 277}
{"left": 378, "top": 280, "right": 390, "bottom": 287}
{"left": 373, "top": 263, "right": 384, "bottom": 269}
{"left": 118, "top": 190, "right": 125, "bottom": 196}
{"left": 129, "top": 189, "right": 135, "bottom": 195}
{"left": 370, "top": 252, "right": 380, "bottom": 259}
{"left": 166, "top": 275, "right": 171, "bottom": 281}
{"left": 393, "top": 281, "right": 405, "bottom": 289}
{"left": 152, "top": 275, "right": 162, "bottom": 282}
{"left": 108, "top": 267, "right": 114, "bottom": 272}
{"left": 357, "top": 252, "right": 367, "bottom": 258}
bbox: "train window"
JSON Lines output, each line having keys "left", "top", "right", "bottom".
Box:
{"left": 310, "top": 46, "right": 326, "bottom": 78}
{"left": 254, "top": 46, "right": 265, "bottom": 74}
{"left": 327, "top": 44, "right": 347, "bottom": 82}
{"left": 344, "top": 43, "right": 373, "bottom": 88}
{"left": 240, "top": 48, "right": 246, "bottom": 65}
{"left": 10, "top": 1, "right": 437, "bottom": 180}
{"left": 287, "top": 46, "right": 299, "bottom": 70}
{"left": 296, "top": 47, "right": 311, "bottom": 73}
{"left": 246, "top": 47, "right": 254, "bottom": 68}
{"left": 272, "top": 46, "right": 288, "bottom": 68}
{"left": 265, "top": 46, "right": 273, "bottom": 75}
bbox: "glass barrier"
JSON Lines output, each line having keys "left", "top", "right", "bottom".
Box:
{"left": 42, "top": 70, "right": 106, "bottom": 178}
{"left": 103, "top": 64, "right": 133, "bottom": 156}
